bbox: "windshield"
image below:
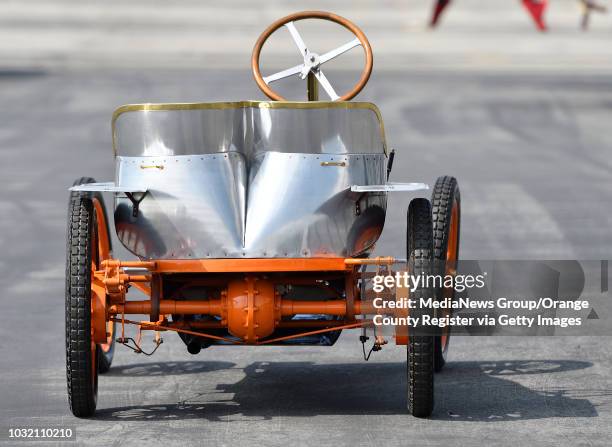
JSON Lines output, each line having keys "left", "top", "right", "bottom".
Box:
{"left": 112, "top": 101, "right": 387, "bottom": 157}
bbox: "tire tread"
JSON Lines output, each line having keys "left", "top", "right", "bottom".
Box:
{"left": 66, "top": 177, "right": 98, "bottom": 417}
{"left": 407, "top": 198, "right": 435, "bottom": 418}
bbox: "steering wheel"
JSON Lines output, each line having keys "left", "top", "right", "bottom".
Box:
{"left": 252, "top": 11, "right": 373, "bottom": 101}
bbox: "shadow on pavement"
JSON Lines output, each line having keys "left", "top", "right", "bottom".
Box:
{"left": 436, "top": 360, "right": 600, "bottom": 421}
{"left": 0, "top": 69, "right": 47, "bottom": 78}
{"left": 104, "top": 361, "right": 235, "bottom": 377}
{"left": 95, "top": 359, "right": 601, "bottom": 422}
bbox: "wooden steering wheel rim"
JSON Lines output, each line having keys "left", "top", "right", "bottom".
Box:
{"left": 251, "top": 10, "right": 373, "bottom": 101}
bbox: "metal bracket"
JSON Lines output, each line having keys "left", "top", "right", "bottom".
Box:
{"left": 69, "top": 182, "right": 147, "bottom": 193}
{"left": 355, "top": 192, "right": 367, "bottom": 216}
{"left": 351, "top": 182, "right": 429, "bottom": 193}
{"left": 124, "top": 191, "right": 148, "bottom": 218}
{"left": 386, "top": 149, "right": 395, "bottom": 180}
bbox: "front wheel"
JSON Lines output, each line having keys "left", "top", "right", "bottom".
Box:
{"left": 406, "top": 198, "right": 435, "bottom": 418}
{"left": 431, "top": 176, "right": 461, "bottom": 372}
{"left": 65, "top": 178, "right": 113, "bottom": 417}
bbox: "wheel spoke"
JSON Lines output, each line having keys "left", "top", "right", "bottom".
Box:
{"left": 319, "top": 38, "right": 361, "bottom": 64}
{"left": 263, "top": 63, "right": 305, "bottom": 84}
{"left": 284, "top": 21, "right": 309, "bottom": 56}
{"left": 314, "top": 70, "right": 339, "bottom": 100}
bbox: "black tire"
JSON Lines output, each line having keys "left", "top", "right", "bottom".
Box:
{"left": 407, "top": 198, "right": 435, "bottom": 418}
{"left": 66, "top": 177, "right": 114, "bottom": 417}
{"left": 431, "top": 176, "right": 460, "bottom": 372}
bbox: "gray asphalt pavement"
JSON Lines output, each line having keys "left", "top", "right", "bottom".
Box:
{"left": 0, "top": 68, "right": 611, "bottom": 446}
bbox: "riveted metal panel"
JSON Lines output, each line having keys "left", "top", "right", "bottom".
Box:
{"left": 114, "top": 153, "right": 386, "bottom": 259}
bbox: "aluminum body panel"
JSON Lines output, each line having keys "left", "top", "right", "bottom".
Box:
{"left": 111, "top": 102, "right": 388, "bottom": 259}
{"left": 244, "top": 152, "right": 386, "bottom": 257}
{"left": 114, "top": 153, "right": 386, "bottom": 259}
{"left": 112, "top": 102, "right": 386, "bottom": 157}
{"left": 114, "top": 154, "right": 246, "bottom": 259}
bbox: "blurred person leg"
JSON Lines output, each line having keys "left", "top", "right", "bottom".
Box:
{"left": 430, "top": 0, "right": 452, "bottom": 27}
{"left": 580, "top": 0, "right": 608, "bottom": 30}
{"left": 522, "top": 0, "right": 549, "bottom": 31}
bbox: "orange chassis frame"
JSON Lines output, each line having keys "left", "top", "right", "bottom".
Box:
{"left": 92, "top": 255, "right": 409, "bottom": 348}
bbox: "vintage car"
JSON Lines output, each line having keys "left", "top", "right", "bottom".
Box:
{"left": 65, "top": 11, "right": 460, "bottom": 418}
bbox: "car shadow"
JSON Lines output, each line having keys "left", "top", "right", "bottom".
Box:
{"left": 95, "top": 359, "right": 602, "bottom": 422}
{"left": 435, "top": 360, "right": 602, "bottom": 421}
{"left": 104, "top": 361, "right": 235, "bottom": 377}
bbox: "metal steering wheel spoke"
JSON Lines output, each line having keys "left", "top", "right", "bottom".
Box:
{"left": 319, "top": 38, "right": 362, "bottom": 65}
{"left": 263, "top": 63, "right": 305, "bottom": 84}
{"left": 313, "top": 70, "right": 339, "bottom": 100}
{"left": 285, "top": 22, "right": 309, "bottom": 56}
